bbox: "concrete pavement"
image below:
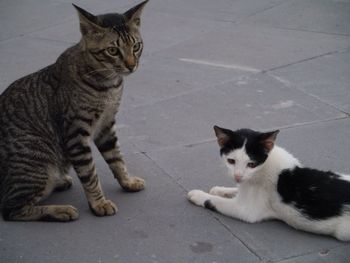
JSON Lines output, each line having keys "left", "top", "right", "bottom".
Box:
{"left": 1, "top": 0, "right": 350, "bottom": 262}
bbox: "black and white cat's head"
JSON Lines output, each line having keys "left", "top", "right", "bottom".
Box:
{"left": 214, "top": 126, "right": 279, "bottom": 183}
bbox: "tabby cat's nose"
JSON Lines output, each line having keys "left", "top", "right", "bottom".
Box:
{"left": 125, "top": 57, "right": 136, "bottom": 72}
{"left": 126, "top": 64, "right": 136, "bottom": 72}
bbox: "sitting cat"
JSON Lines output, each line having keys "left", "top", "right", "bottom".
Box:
{"left": 0, "top": 1, "right": 148, "bottom": 221}
{"left": 188, "top": 126, "right": 350, "bottom": 241}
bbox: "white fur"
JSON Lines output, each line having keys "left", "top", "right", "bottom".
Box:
{"left": 188, "top": 145, "right": 350, "bottom": 241}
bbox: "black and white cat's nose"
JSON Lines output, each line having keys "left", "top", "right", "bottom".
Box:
{"left": 234, "top": 173, "right": 243, "bottom": 183}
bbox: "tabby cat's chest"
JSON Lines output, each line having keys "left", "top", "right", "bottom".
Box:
{"left": 90, "top": 85, "right": 124, "bottom": 138}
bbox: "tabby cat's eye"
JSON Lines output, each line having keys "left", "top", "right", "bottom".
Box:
{"left": 133, "top": 42, "right": 142, "bottom": 52}
{"left": 106, "top": 47, "right": 119, "bottom": 56}
{"left": 227, "top": 158, "right": 236, "bottom": 165}
{"left": 247, "top": 162, "right": 257, "bottom": 168}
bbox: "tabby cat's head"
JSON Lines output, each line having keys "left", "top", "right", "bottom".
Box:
{"left": 73, "top": 0, "right": 148, "bottom": 76}
{"left": 214, "top": 126, "right": 279, "bottom": 183}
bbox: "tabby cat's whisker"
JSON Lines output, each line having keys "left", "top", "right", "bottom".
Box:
{"left": 84, "top": 68, "right": 114, "bottom": 78}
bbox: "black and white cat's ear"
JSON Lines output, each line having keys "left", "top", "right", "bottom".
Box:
{"left": 213, "top": 126, "right": 231, "bottom": 148}
{"left": 260, "top": 130, "right": 279, "bottom": 152}
{"left": 124, "top": 0, "right": 149, "bottom": 29}
{"left": 73, "top": 4, "right": 105, "bottom": 36}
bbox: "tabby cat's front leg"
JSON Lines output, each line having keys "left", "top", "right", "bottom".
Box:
{"left": 66, "top": 131, "right": 117, "bottom": 216}
{"left": 94, "top": 121, "right": 145, "bottom": 192}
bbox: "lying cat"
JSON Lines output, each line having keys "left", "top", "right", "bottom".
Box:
{"left": 188, "top": 126, "right": 350, "bottom": 241}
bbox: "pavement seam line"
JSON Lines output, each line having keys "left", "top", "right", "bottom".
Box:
{"left": 263, "top": 49, "right": 344, "bottom": 73}
{"left": 267, "top": 72, "right": 350, "bottom": 117}
{"left": 237, "top": 0, "right": 291, "bottom": 23}
{"left": 138, "top": 151, "right": 188, "bottom": 193}
{"left": 211, "top": 215, "right": 265, "bottom": 262}
{"left": 135, "top": 150, "right": 264, "bottom": 261}
{"left": 272, "top": 116, "right": 350, "bottom": 131}
{"left": 273, "top": 244, "right": 345, "bottom": 263}
{"left": 0, "top": 2, "right": 141, "bottom": 44}
{"left": 126, "top": 116, "right": 349, "bottom": 154}
{"left": 27, "top": 35, "right": 75, "bottom": 45}
{"left": 126, "top": 71, "right": 258, "bottom": 110}
{"left": 288, "top": 89, "right": 350, "bottom": 117}
{"left": 265, "top": 26, "right": 350, "bottom": 38}
{"left": 0, "top": 18, "right": 76, "bottom": 43}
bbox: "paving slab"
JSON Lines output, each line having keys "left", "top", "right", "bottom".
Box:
{"left": 29, "top": 20, "right": 80, "bottom": 45}
{"left": 150, "top": 0, "right": 286, "bottom": 23}
{"left": 0, "top": 37, "right": 70, "bottom": 89}
{"left": 0, "top": 0, "right": 74, "bottom": 41}
{"left": 277, "top": 245, "right": 349, "bottom": 263}
{"left": 274, "top": 118, "right": 350, "bottom": 173}
{"left": 153, "top": 24, "right": 350, "bottom": 72}
{"left": 270, "top": 50, "right": 350, "bottom": 115}
{"left": 1, "top": 0, "right": 350, "bottom": 262}
{"left": 122, "top": 56, "right": 251, "bottom": 108}
{"left": 30, "top": 6, "right": 233, "bottom": 55}
{"left": 147, "top": 119, "right": 350, "bottom": 262}
{"left": 245, "top": 0, "right": 350, "bottom": 36}
{"left": 120, "top": 73, "right": 346, "bottom": 152}
{"left": 0, "top": 0, "right": 139, "bottom": 42}
{"left": 147, "top": 118, "right": 350, "bottom": 192}
{"left": 0, "top": 152, "right": 261, "bottom": 263}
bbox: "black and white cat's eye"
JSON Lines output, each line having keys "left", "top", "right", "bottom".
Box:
{"left": 106, "top": 47, "right": 120, "bottom": 57}
{"left": 247, "top": 162, "right": 257, "bottom": 168}
{"left": 133, "top": 42, "right": 142, "bottom": 52}
{"left": 227, "top": 158, "right": 236, "bottom": 165}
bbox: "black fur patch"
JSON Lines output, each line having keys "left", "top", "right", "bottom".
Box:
{"left": 98, "top": 14, "right": 127, "bottom": 31}
{"left": 97, "top": 137, "right": 117, "bottom": 153}
{"left": 220, "top": 129, "right": 269, "bottom": 166}
{"left": 2, "top": 208, "right": 11, "bottom": 221}
{"left": 79, "top": 173, "right": 93, "bottom": 184}
{"left": 277, "top": 167, "right": 350, "bottom": 220}
{"left": 40, "top": 214, "right": 62, "bottom": 222}
{"left": 204, "top": 200, "right": 217, "bottom": 212}
{"left": 71, "top": 157, "right": 93, "bottom": 167}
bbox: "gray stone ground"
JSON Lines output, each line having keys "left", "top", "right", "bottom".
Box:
{"left": 1, "top": 0, "right": 350, "bottom": 262}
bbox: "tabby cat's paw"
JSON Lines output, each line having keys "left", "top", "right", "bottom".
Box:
{"left": 187, "top": 189, "right": 210, "bottom": 207}
{"left": 48, "top": 205, "right": 79, "bottom": 221}
{"left": 90, "top": 199, "right": 118, "bottom": 216}
{"left": 121, "top": 176, "right": 145, "bottom": 192}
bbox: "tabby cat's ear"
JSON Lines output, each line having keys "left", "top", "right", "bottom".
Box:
{"left": 259, "top": 130, "right": 279, "bottom": 152}
{"left": 124, "top": 0, "right": 149, "bottom": 29}
{"left": 73, "top": 4, "right": 105, "bottom": 36}
{"left": 214, "top": 126, "right": 231, "bottom": 148}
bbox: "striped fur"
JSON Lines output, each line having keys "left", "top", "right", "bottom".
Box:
{"left": 0, "top": 1, "right": 148, "bottom": 222}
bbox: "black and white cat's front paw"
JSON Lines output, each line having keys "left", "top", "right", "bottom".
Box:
{"left": 187, "top": 189, "right": 211, "bottom": 207}
{"left": 209, "top": 186, "right": 238, "bottom": 198}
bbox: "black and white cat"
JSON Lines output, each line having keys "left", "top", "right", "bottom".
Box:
{"left": 188, "top": 126, "right": 350, "bottom": 241}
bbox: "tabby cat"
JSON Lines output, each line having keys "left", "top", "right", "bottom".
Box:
{"left": 188, "top": 126, "right": 350, "bottom": 241}
{"left": 0, "top": 1, "right": 148, "bottom": 221}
